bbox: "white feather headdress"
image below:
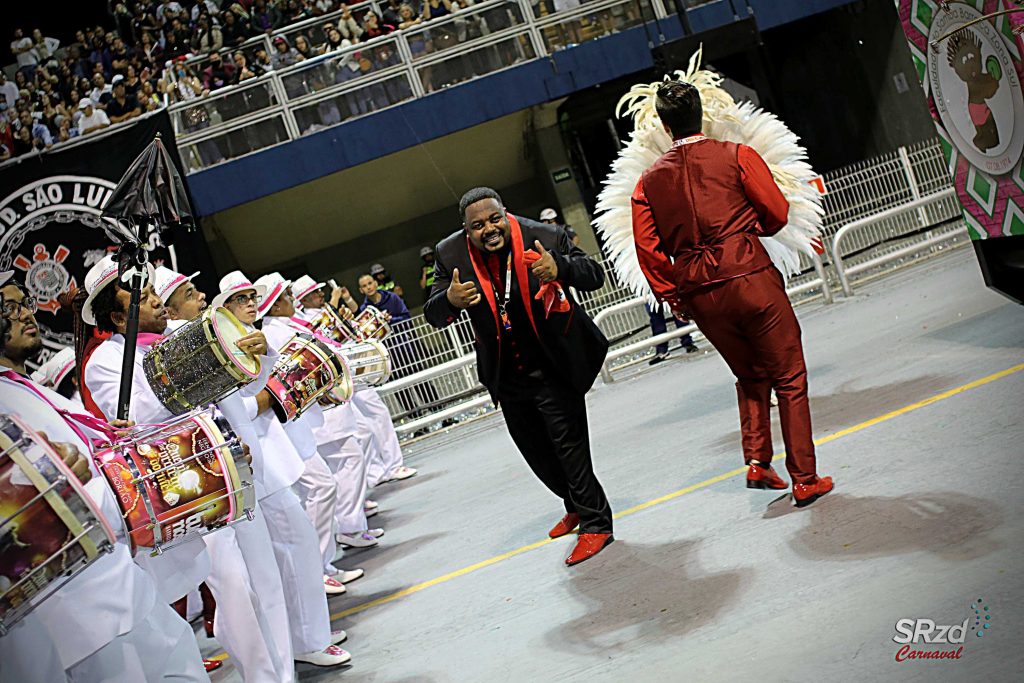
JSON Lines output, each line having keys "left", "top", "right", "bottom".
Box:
{"left": 593, "top": 47, "right": 825, "bottom": 300}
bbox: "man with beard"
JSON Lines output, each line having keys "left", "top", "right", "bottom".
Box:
{"left": 425, "top": 187, "right": 614, "bottom": 566}
{"left": 0, "top": 275, "right": 210, "bottom": 682}
{"left": 215, "top": 271, "right": 352, "bottom": 667}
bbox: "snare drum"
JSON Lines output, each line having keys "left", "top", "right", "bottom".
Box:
{"left": 144, "top": 306, "right": 260, "bottom": 415}
{"left": 304, "top": 307, "right": 358, "bottom": 345}
{"left": 339, "top": 340, "right": 391, "bottom": 387}
{"left": 94, "top": 409, "right": 254, "bottom": 555}
{"left": 353, "top": 308, "right": 391, "bottom": 341}
{"left": 265, "top": 333, "right": 348, "bottom": 421}
{"left": 0, "top": 415, "right": 116, "bottom": 634}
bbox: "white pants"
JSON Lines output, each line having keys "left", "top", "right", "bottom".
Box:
{"left": 293, "top": 453, "right": 339, "bottom": 575}
{"left": 204, "top": 504, "right": 294, "bottom": 683}
{"left": 66, "top": 600, "right": 209, "bottom": 682}
{"left": 351, "top": 388, "right": 403, "bottom": 487}
{"left": 259, "top": 487, "right": 331, "bottom": 655}
{"left": 316, "top": 403, "right": 370, "bottom": 535}
{"left": 0, "top": 614, "right": 67, "bottom": 683}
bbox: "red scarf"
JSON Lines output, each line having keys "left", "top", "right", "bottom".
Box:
{"left": 467, "top": 214, "right": 542, "bottom": 340}
{"left": 79, "top": 331, "right": 165, "bottom": 420}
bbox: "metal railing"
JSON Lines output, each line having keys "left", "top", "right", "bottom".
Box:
{"left": 832, "top": 188, "right": 965, "bottom": 297}
{"left": 169, "top": 0, "right": 663, "bottom": 171}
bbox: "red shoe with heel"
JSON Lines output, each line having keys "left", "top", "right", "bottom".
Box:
{"left": 792, "top": 476, "right": 834, "bottom": 507}
{"left": 548, "top": 513, "right": 580, "bottom": 538}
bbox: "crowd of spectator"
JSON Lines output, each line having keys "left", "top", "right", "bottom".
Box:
{"left": 1, "top": 0, "right": 496, "bottom": 161}
{"left": 4, "top": 0, "right": 612, "bottom": 161}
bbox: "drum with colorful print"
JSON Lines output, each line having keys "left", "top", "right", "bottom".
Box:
{"left": 94, "top": 408, "right": 254, "bottom": 555}
{"left": 265, "top": 333, "right": 348, "bottom": 421}
{"left": 304, "top": 307, "right": 359, "bottom": 345}
{"left": 353, "top": 308, "right": 391, "bottom": 341}
{"left": 0, "top": 414, "right": 116, "bottom": 634}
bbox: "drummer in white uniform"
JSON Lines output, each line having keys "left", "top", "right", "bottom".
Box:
{"left": 215, "top": 271, "right": 351, "bottom": 667}
{"left": 257, "top": 273, "right": 385, "bottom": 553}
{"left": 0, "top": 276, "right": 210, "bottom": 683}
{"left": 82, "top": 257, "right": 347, "bottom": 677}
{"left": 297, "top": 276, "right": 416, "bottom": 492}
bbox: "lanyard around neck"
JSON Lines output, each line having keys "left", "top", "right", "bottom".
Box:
{"left": 489, "top": 255, "right": 513, "bottom": 332}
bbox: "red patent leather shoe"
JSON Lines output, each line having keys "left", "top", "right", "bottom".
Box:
{"left": 565, "top": 533, "right": 613, "bottom": 566}
{"left": 746, "top": 463, "right": 788, "bottom": 490}
{"left": 792, "top": 476, "right": 834, "bottom": 508}
{"left": 203, "top": 659, "right": 223, "bottom": 673}
{"left": 548, "top": 512, "right": 580, "bottom": 538}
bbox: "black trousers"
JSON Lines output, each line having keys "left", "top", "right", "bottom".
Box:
{"left": 499, "top": 372, "right": 613, "bottom": 534}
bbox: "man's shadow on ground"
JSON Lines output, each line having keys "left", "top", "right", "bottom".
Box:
{"left": 764, "top": 491, "right": 1003, "bottom": 562}
{"left": 543, "top": 539, "right": 747, "bottom": 656}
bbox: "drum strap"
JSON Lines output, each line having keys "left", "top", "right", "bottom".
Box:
{"left": 1, "top": 370, "right": 117, "bottom": 448}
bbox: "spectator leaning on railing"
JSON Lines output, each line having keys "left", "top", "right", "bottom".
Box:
{"left": 77, "top": 98, "right": 110, "bottom": 136}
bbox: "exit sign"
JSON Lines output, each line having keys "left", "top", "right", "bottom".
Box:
{"left": 552, "top": 168, "right": 572, "bottom": 183}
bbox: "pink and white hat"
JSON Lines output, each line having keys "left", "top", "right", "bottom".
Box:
{"left": 290, "top": 274, "right": 324, "bottom": 303}
{"left": 212, "top": 270, "right": 266, "bottom": 310}
{"left": 81, "top": 253, "right": 156, "bottom": 325}
{"left": 30, "top": 347, "right": 76, "bottom": 389}
{"left": 154, "top": 266, "right": 200, "bottom": 305}
{"left": 254, "top": 272, "right": 291, "bottom": 319}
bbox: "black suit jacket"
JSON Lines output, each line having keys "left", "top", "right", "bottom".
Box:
{"left": 424, "top": 215, "right": 609, "bottom": 399}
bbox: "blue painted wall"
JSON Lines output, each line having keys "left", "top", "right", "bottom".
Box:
{"left": 189, "top": 0, "right": 855, "bottom": 215}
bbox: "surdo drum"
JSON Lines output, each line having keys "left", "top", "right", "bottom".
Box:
{"left": 94, "top": 408, "right": 254, "bottom": 555}
{"left": 0, "top": 415, "right": 116, "bottom": 634}
{"left": 144, "top": 306, "right": 260, "bottom": 415}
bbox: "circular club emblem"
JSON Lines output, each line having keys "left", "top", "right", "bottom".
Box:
{"left": 928, "top": 3, "right": 1024, "bottom": 176}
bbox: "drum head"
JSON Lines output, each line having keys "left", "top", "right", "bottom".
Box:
{"left": 211, "top": 307, "right": 260, "bottom": 377}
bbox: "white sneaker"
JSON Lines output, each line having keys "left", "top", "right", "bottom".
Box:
{"left": 335, "top": 568, "right": 364, "bottom": 583}
{"left": 323, "top": 575, "right": 346, "bottom": 595}
{"left": 364, "top": 499, "right": 379, "bottom": 511}
{"left": 330, "top": 629, "right": 347, "bottom": 645}
{"left": 336, "top": 532, "right": 379, "bottom": 548}
{"left": 295, "top": 646, "right": 351, "bottom": 666}
{"left": 365, "top": 505, "right": 379, "bottom": 518}
{"left": 366, "top": 528, "right": 384, "bottom": 539}
{"left": 389, "top": 466, "right": 417, "bottom": 481}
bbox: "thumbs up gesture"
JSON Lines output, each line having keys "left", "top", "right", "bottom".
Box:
{"left": 530, "top": 240, "right": 559, "bottom": 283}
{"left": 446, "top": 268, "right": 481, "bottom": 309}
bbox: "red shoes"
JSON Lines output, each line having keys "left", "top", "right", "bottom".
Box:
{"left": 746, "top": 463, "right": 788, "bottom": 490}
{"left": 203, "top": 659, "right": 223, "bottom": 673}
{"left": 792, "top": 476, "right": 834, "bottom": 508}
{"left": 566, "top": 533, "right": 614, "bottom": 566}
{"left": 548, "top": 512, "right": 580, "bottom": 538}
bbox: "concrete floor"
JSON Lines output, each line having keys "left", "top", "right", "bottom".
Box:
{"left": 209, "top": 248, "right": 1024, "bottom": 682}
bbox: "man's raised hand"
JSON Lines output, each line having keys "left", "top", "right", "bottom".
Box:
{"left": 531, "top": 240, "right": 559, "bottom": 283}
{"left": 446, "top": 268, "right": 481, "bottom": 309}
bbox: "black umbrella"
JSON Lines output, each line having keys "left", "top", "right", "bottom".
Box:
{"left": 101, "top": 133, "right": 195, "bottom": 420}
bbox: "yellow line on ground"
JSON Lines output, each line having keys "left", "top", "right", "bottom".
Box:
{"left": 320, "top": 362, "right": 1020, "bottom": 621}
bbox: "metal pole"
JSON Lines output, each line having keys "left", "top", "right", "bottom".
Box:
{"left": 116, "top": 247, "right": 147, "bottom": 421}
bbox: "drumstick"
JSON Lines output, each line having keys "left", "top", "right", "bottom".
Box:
{"left": 329, "top": 279, "right": 339, "bottom": 289}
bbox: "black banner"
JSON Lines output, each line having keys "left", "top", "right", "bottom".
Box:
{"left": 0, "top": 111, "right": 217, "bottom": 361}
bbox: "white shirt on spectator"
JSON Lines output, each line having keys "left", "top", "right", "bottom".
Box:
{"left": 78, "top": 108, "right": 110, "bottom": 135}
{"left": 11, "top": 37, "right": 39, "bottom": 68}
{"left": 0, "top": 80, "right": 18, "bottom": 108}
{"left": 89, "top": 85, "right": 112, "bottom": 105}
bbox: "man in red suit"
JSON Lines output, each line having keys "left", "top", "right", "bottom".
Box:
{"left": 630, "top": 81, "right": 833, "bottom": 507}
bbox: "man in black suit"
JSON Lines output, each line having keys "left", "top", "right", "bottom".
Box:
{"left": 425, "top": 187, "right": 614, "bottom": 566}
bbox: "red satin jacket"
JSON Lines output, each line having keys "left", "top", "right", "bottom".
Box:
{"left": 631, "top": 135, "right": 790, "bottom": 309}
